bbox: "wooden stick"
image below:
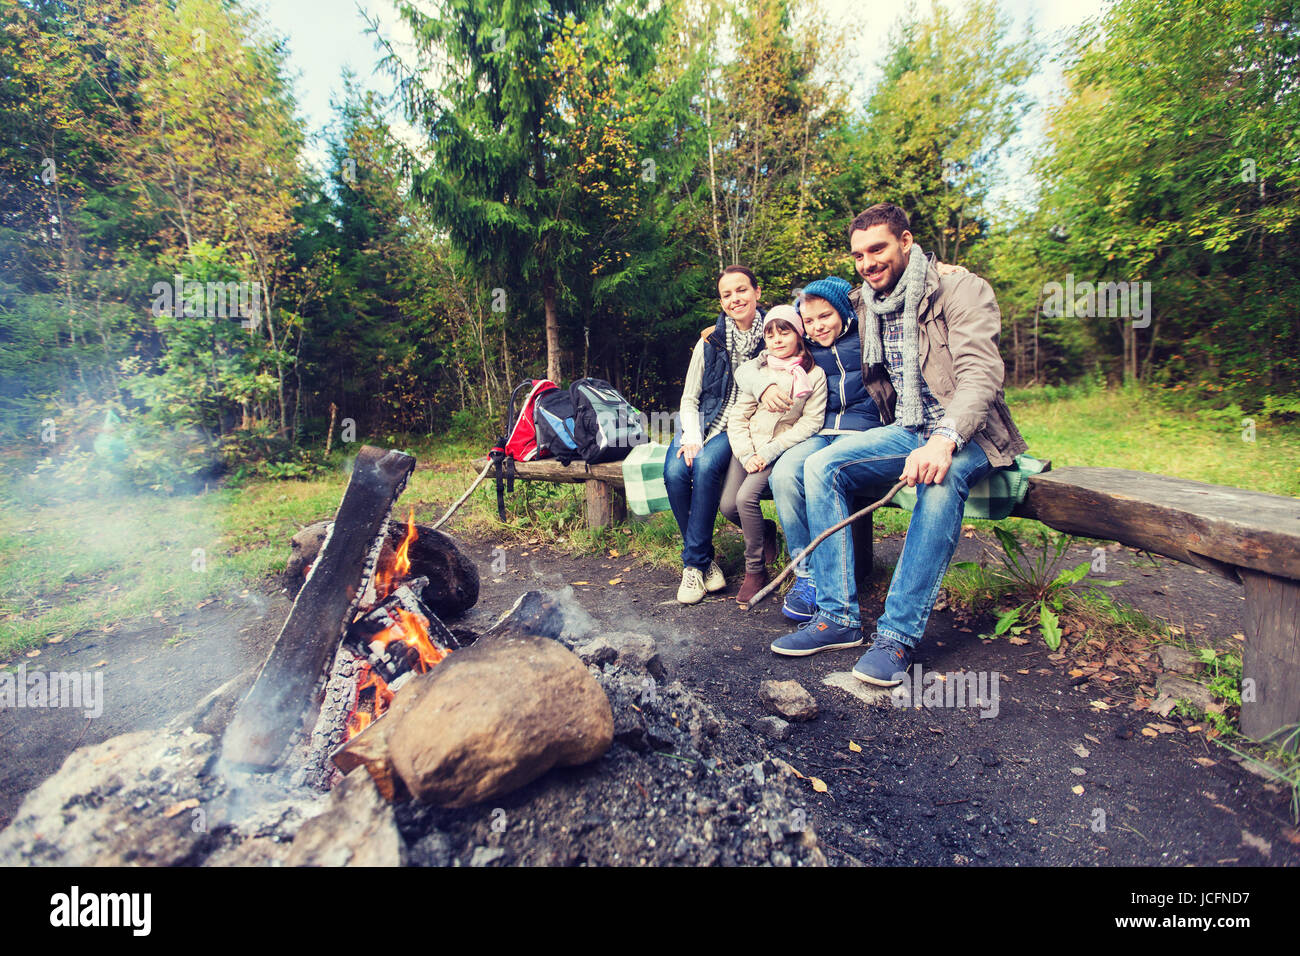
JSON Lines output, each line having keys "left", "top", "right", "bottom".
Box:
{"left": 741, "top": 478, "right": 907, "bottom": 611}
{"left": 429, "top": 459, "right": 495, "bottom": 531}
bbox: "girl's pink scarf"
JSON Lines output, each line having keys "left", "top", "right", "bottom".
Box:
{"left": 766, "top": 352, "right": 812, "bottom": 399}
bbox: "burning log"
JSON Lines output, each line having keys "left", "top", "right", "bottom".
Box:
{"left": 285, "top": 519, "right": 479, "bottom": 618}
{"left": 222, "top": 446, "right": 416, "bottom": 772}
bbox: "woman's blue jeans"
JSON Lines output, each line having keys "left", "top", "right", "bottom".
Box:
{"left": 663, "top": 431, "right": 733, "bottom": 570}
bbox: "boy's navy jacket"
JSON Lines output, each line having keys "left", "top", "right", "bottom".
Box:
{"left": 810, "top": 315, "right": 881, "bottom": 433}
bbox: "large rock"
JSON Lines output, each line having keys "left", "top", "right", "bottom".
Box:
{"left": 0, "top": 731, "right": 218, "bottom": 866}
{"left": 284, "top": 769, "right": 403, "bottom": 867}
{"left": 384, "top": 633, "right": 614, "bottom": 807}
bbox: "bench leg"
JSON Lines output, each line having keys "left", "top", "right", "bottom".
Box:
{"left": 584, "top": 480, "right": 626, "bottom": 529}
{"left": 850, "top": 502, "right": 874, "bottom": 593}
{"left": 1239, "top": 570, "right": 1300, "bottom": 749}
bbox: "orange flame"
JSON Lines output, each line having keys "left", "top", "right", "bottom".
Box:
{"left": 344, "top": 508, "right": 453, "bottom": 743}
{"left": 373, "top": 507, "right": 417, "bottom": 600}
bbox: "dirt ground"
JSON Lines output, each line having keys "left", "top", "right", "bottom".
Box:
{"left": 3, "top": 519, "right": 1296, "bottom": 866}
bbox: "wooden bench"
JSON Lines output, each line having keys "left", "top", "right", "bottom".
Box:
{"left": 475, "top": 457, "right": 1300, "bottom": 742}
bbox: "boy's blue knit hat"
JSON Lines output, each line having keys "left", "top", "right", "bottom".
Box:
{"left": 798, "top": 276, "right": 856, "bottom": 328}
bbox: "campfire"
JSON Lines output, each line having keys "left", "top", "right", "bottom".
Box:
{"left": 341, "top": 509, "right": 459, "bottom": 739}
{"left": 221, "top": 446, "right": 476, "bottom": 776}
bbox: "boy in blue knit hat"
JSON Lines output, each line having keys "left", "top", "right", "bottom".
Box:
{"left": 764, "top": 275, "right": 887, "bottom": 626}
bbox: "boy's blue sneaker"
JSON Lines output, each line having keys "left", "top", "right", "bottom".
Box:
{"left": 852, "top": 635, "right": 915, "bottom": 686}
{"left": 770, "top": 615, "right": 864, "bottom": 657}
{"left": 781, "top": 577, "right": 817, "bottom": 621}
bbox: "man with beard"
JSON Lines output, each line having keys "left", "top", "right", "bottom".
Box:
{"left": 770, "top": 203, "right": 1027, "bottom": 686}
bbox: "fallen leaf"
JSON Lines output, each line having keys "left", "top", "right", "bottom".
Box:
{"left": 1084, "top": 733, "right": 1101, "bottom": 744}
{"left": 93, "top": 660, "right": 107, "bottom": 668}
{"left": 1072, "top": 744, "right": 1091, "bottom": 758}
{"left": 1008, "top": 637, "right": 1029, "bottom": 646}
{"left": 1281, "top": 827, "right": 1300, "bottom": 846}
{"left": 810, "top": 777, "right": 828, "bottom": 793}
{"left": 573, "top": 581, "right": 589, "bottom": 586}
{"left": 928, "top": 726, "right": 944, "bottom": 735}
{"left": 1089, "top": 700, "right": 1110, "bottom": 710}
{"left": 25, "top": 649, "right": 39, "bottom": 658}
{"left": 1231, "top": 632, "right": 1245, "bottom": 641}
{"left": 47, "top": 636, "right": 64, "bottom": 645}
{"left": 1186, "top": 725, "right": 1203, "bottom": 733}
{"left": 1016, "top": 669, "right": 1030, "bottom": 675}
{"left": 608, "top": 549, "right": 620, "bottom": 558}
{"left": 1072, "top": 785, "right": 1085, "bottom": 795}
{"left": 1240, "top": 830, "right": 1271, "bottom": 857}
{"left": 607, "top": 578, "right": 622, "bottom": 586}
{"left": 1194, "top": 757, "right": 1217, "bottom": 768}
{"left": 1151, "top": 722, "right": 1178, "bottom": 734}
{"left": 848, "top": 740, "right": 862, "bottom": 753}
{"left": 1141, "top": 727, "right": 1159, "bottom": 737}
{"left": 163, "top": 798, "right": 199, "bottom": 819}
{"left": 1070, "top": 767, "right": 1086, "bottom": 776}
{"left": 1028, "top": 817, "right": 1038, "bottom": 825}
{"left": 1068, "top": 668, "right": 1085, "bottom": 678}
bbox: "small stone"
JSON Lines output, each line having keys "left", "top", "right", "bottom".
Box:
{"left": 759, "top": 680, "right": 819, "bottom": 722}
{"left": 756, "top": 716, "right": 792, "bottom": 741}
{"left": 575, "top": 632, "right": 666, "bottom": 681}
{"left": 1156, "top": 645, "right": 1205, "bottom": 676}
{"left": 1155, "top": 673, "right": 1216, "bottom": 712}
{"left": 469, "top": 846, "right": 508, "bottom": 867}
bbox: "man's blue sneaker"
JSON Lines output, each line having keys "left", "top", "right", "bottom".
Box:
{"left": 770, "top": 615, "right": 864, "bottom": 657}
{"left": 852, "top": 635, "right": 915, "bottom": 686}
{"left": 781, "top": 577, "right": 817, "bottom": 621}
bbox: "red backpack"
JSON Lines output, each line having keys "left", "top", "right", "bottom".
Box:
{"left": 503, "top": 379, "right": 559, "bottom": 461}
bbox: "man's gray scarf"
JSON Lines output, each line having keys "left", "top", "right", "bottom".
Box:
{"left": 863, "top": 244, "right": 929, "bottom": 428}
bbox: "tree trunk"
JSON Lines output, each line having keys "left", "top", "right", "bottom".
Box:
{"left": 543, "top": 275, "right": 561, "bottom": 384}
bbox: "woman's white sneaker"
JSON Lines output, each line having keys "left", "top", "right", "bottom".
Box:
{"left": 677, "top": 566, "right": 707, "bottom": 604}
{"left": 703, "top": 560, "right": 727, "bottom": 593}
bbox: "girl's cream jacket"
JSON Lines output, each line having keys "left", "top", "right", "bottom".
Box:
{"left": 728, "top": 351, "right": 828, "bottom": 466}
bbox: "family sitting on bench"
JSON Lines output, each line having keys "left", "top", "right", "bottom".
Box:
{"left": 663, "top": 202, "right": 1028, "bottom": 688}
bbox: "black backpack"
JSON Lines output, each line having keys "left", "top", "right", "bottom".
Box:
{"left": 569, "top": 377, "right": 645, "bottom": 464}
{"left": 533, "top": 388, "right": 581, "bottom": 464}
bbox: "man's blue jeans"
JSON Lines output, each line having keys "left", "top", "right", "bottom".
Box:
{"left": 663, "top": 431, "right": 733, "bottom": 570}
{"left": 801, "top": 426, "right": 992, "bottom": 647}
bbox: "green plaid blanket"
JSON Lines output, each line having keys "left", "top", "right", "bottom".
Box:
{"left": 884, "top": 453, "right": 1048, "bottom": 520}
{"left": 623, "top": 443, "right": 1047, "bottom": 521}
{"left": 622, "top": 442, "right": 672, "bottom": 516}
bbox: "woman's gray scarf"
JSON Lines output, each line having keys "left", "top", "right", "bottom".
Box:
{"left": 722, "top": 313, "right": 763, "bottom": 416}
{"left": 863, "top": 243, "right": 929, "bottom": 428}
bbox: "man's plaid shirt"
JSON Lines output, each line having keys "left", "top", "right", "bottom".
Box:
{"left": 880, "top": 310, "right": 965, "bottom": 449}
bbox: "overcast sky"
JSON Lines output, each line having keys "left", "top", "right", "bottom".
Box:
{"left": 255, "top": 0, "right": 1112, "bottom": 211}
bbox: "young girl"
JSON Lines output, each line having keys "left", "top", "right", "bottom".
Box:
{"left": 664, "top": 266, "right": 766, "bottom": 604}
{"left": 721, "top": 305, "right": 828, "bottom": 603}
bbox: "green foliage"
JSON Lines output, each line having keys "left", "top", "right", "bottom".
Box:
{"left": 975, "top": 527, "right": 1121, "bottom": 649}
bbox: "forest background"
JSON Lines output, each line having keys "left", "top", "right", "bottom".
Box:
{"left": 2, "top": 0, "right": 1297, "bottom": 491}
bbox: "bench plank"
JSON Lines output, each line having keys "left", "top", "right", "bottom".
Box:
{"left": 1016, "top": 467, "right": 1300, "bottom": 583}
{"left": 472, "top": 458, "right": 625, "bottom": 486}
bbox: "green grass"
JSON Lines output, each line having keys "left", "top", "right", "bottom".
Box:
{"left": 1, "top": 384, "right": 1296, "bottom": 661}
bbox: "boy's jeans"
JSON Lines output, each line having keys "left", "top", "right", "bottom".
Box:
{"left": 801, "top": 425, "right": 991, "bottom": 647}
{"left": 663, "top": 431, "right": 733, "bottom": 570}
{"left": 769, "top": 433, "right": 847, "bottom": 575}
